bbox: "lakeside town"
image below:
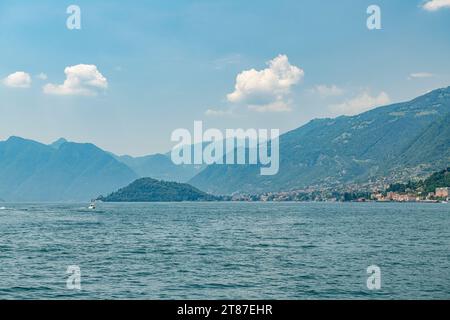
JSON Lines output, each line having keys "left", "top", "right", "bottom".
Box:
{"left": 229, "top": 187, "right": 450, "bottom": 203}
{"left": 228, "top": 168, "right": 450, "bottom": 203}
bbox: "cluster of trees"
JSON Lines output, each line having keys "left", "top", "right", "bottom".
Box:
{"left": 99, "top": 178, "right": 218, "bottom": 202}
{"left": 386, "top": 167, "right": 450, "bottom": 194}
{"left": 340, "top": 192, "right": 373, "bottom": 202}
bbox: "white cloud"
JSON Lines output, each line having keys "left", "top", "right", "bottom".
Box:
{"left": 213, "top": 54, "right": 242, "bottom": 70}
{"left": 423, "top": 0, "right": 450, "bottom": 11}
{"left": 227, "top": 54, "right": 303, "bottom": 112}
{"left": 330, "top": 91, "right": 391, "bottom": 116}
{"left": 248, "top": 101, "right": 292, "bottom": 113}
{"left": 205, "top": 108, "right": 234, "bottom": 117}
{"left": 312, "top": 84, "right": 344, "bottom": 97}
{"left": 43, "top": 64, "right": 108, "bottom": 96}
{"left": 408, "top": 72, "right": 434, "bottom": 79}
{"left": 3, "top": 71, "right": 32, "bottom": 88}
{"left": 36, "top": 73, "right": 48, "bottom": 80}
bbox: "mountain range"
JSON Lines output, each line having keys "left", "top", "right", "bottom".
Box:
{"left": 190, "top": 86, "right": 450, "bottom": 194}
{"left": 0, "top": 137, "right": 138, "bottom": 202}
{"left": 0, "top": 86, "right": 449, "bottom": 201}
{"left": 0, "top": 137, "right": 201, "bottom": 202}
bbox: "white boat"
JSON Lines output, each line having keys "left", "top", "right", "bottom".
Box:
{"left": 88, "top": 202, "right": 96, "bottom": 210}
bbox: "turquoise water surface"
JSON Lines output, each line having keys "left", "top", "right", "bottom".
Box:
{"left": 0, "top": 202, "right": 449, "bottom": 299}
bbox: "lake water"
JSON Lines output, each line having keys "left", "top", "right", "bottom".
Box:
{"left": 0, "top": 202, "right": 449, "bottom": 299}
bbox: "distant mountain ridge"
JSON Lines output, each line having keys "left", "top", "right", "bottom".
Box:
{"left": 0, "top": 137, "right": 138, "bottom": 202}
{"left": 114, "top": 153, "right": 203, "bottom": 183}
{"left": 0, "top": 136, "right": 205, "bottom": 202}
{"left": 189, "top": 86, "right": 450, "bottom": 195}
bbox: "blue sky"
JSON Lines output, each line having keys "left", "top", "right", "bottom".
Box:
{"left": 1, "top": 0, "right": 450, "bottom": 155}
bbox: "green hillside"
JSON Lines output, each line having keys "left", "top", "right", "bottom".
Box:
{"left": 99, "top": 178, "right": 218, "bottom": 202}
{"left": 387, "top": 167, "right": 450, "bottom": 194}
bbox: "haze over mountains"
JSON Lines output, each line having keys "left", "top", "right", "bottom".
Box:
{"left": 0, "top": 137, "right": 138, "bottom": 202}
{"left": 114, "top": 153, "right": 203, "bottom": 183}
{"left": 0, "top": 137, "right": 204, "bottom": 201}
{"left": 0, "top": 86, "right": 449, "bottom": 201}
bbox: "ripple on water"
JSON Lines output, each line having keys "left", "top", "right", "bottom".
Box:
{"left": 0, "top": 202, "right": 449, "bottom": 299}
